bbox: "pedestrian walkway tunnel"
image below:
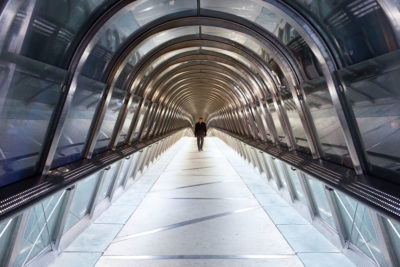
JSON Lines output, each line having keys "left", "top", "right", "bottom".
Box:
{"left": 0, "top": 1, "right": 400, "bottom": 266}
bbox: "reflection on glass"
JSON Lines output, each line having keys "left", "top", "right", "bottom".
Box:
{"left": 0, "top": 57, "right": 64, "bottom": 186}
{"left": 268, "top": 101, "right": 286, "bottom": 145}
{"left": 81, "top": 0, "right": 197, "bottom": 81}
{"left": 340, "top": 50, "right": 400, "bottom": 179}
{"left": 0, "top": 218, "right": 15, "bottom": 263}
{"left": 294, "top": 0, "right": 397, "bottom": 66}
{"left": 96, "top": 162, "right": 120, "bottom": 205}
{"left": 382, "top": 217, "right": 400, "bottom": 261}
{"left": 117, "top": 96, "right": 141, "bottom": 146}
{"left": 52, "top": 77, "right": 105, "bottom": 168}
{"left": 94, "top": 88, "right": 127, "bottom": 154}
{"left": 284, "top": 165, "right": 306, "bottom": 204}
{"left": 63, "top": 172, "right": 101, "bottom": 233}
{"left": 132, "top": 101, "right": 149, "bottom": 142}
{"left": 301, "top": 78, "right": 352, "bottom": 167}
{"left": 304, "top": 173, "right": 336, "bottom": 229}
{"left": 270, "top": 159, "right": 287, "bottom": 189}
{"left": 140, "top": 104, "right": 157, "bottom": 140}
{"left": 1, "top": 0, "right": 110, "bottom": 67}
{"left": 334, "top": 191, "right": 387, "bottom": 266}
{"left": 14, "top": 191, "right": 66, "bottom": 267}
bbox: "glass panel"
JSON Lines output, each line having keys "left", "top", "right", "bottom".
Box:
{"left": 301, "top": 77, "right": 352, "bottom": 167}
{"left": 256, "top": 105, "right": 272, "bottom": 142}
{"left": 284, "top": 165, "right": 306, "bottom": 204}
{"left": 116, "top": 157, "right": 133, "bottom": 188}
{"left": 334, "top": 191, "right": 387, "bottom": 266}
{"left": 0, "top": 56, "right": 65, "bottom": 186}
{"left": 268, "top": 101, "right": 286, "bottom": 145}
{"left": 382, "top": 217, "right": 400, "bottom": 262}
{"left": 294, "top": 0, "right": 397, "bottom": 66}
{"left": 117, "top": 96, "right": 141, "bottom": 146}
{"left": 63, "top": 171, "right": 102, "bottom": 233}
{"left": 1, "top": 0, "right": 112, "bottom": 67}
{"left": 201, "top": 0, "right": 397, "bottom": 66}
{"left": 140, "top": 104, "right": 157, "bottom": 140}
{"left": 132, "top": 101, "right": 149, "bottom": 143}
{"left": 94, "top": 88, "right": 127, "bottom": 154}
{"left": 0, "top": 218, "right": 16, "bottom": 264}
{"left": 81, "top": 0, "right": 197, "bottom": 81}
{"left": 14, "top": 191, "right": 66, "bottom": 267}
{"left": 304, "top": 173, "right": 336, "bottom": 230}
{"left": 96, "top": 161, "right": 120, "bottom": 205}
{"left": 269, "top": 159, "right": 287, "bottom": 189}
{"left": 52, "top": 77, "right": 105, "bottom": 168}
{"left": 201, "top": 26, "right": 266, "bottom": 59}
{"left": 128, "top": 153, "right": 140, "bottom": 180}
{"left": 340, "top": 50, "right": 400, "bottom": 179}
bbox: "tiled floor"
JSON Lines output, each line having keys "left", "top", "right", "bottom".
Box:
{"left": 50, "top": 137, "right": 355, "bottom": 267}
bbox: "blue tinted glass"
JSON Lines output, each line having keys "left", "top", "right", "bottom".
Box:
{"left": 96, "top": 162, "right": 120, "bottom": 205}
{"left": 305, "top": 174, "right": 336, "bottom": 229}
{"left": 14, "top": 191, "right": 66, "bottom": 267}
{"left": 0, "top": 218, "right": 16, "bottom": 264}
{"left": 63, "top": 171, "right": 101, "bottom": 233}
{"left": 335, "top": 191, "right": 387, "bottom": 266}
{"left": 340, "top": 51, "right": 400, "bottom": 179}
{"left": 0, "top": 56, "right": 65, "bottom": 186}
{"left": 117, "top": 96, "right": 141, "bottom": 146}
{"left": 52, "top": 77, "right": 105, "bottom": 168}
{"left": 93, "top": 88, "right": 127, "bottom": 154}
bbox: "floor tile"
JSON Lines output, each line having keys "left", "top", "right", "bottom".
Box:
{"left": 277, "top": 225, "right": 339, "bottom": 253}
{"left": 298, "top": 253, "right": 355, "bottom": 267}
{"left": 50, "top": 252, "right": 101, "bottom": 267}
{"left": 65, "top": 224, "right": 123, "bottom": 252}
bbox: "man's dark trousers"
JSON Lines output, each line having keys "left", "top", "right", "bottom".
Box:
{"left": 197, "top": 135, "right": 204, "bottom": 151}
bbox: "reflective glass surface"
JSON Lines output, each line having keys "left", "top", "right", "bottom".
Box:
{"left": 1, "top": 0, "right": 111, "bottom": 67}
{"left": 81, "top": 0, "right": 197, "bottom": 81}
{"left": 15, "top": 191, "right": 66, "bottom": 267}
{"left": 284, "top": 165, "right": 306, "bottom": 204}
{"left": 334, "top": 191, "right": 387, "bottom": 266}
{"left": 94, "top": 88, "right": 127, "bottom": 154}
{"left": 132, "top": 101, "right": 149, "bottom": 142}
{"left": 201, "top": 0, "right": 397, "bottom": 67}
{"left": 0, "top": 56, "right": 65, "bottom": 186}
{"left": 304, "top": 174, "right": 336, "bottom": 229}
{"left": 96, "top": 161, "right": 120, "bottom": 205}
{"left": 116, "top": 157, "right": 133, "bottom": 188}
{"left": 0, "top": 218, "right": 15, "bottom": 264}
{"left": 270, "top": 159, "right": 287, "bottom": 189}
{"left": 301, "top": 78, "right": 352, "bottom": 167}
{"left": 140, "top": 104, "right": 157, "bottom": 140}
{"left": 294, "top": 0, "right": 397, "bottom": 66}
{"left": 268, "top": 101, "right": 286, "bottom": 145}
{"left": 382, "top": 217, "right": 400, "bottom": 261}
{"left": 340, "top": 50, "right": 400, "bottom": 179}
{"left": 52, "top": 77, "right": 105, "bottom": 168}
{"left": 63, "top": 171, "right": 101, "bottom": 233}
{"left": 117, "top": 96, "right": 141, "bottom": 146}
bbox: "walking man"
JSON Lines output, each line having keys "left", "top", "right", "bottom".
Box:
{"left": 194, "top": 117, "right": 207, "bottom": 151}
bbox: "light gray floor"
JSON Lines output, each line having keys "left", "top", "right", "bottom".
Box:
{"left": 50, "top": 137, "right": 355, "bottom": 267}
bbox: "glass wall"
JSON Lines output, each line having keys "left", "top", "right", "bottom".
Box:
{"left": 14, "top": 190, "right": 67, "bottom": 267}
{"left": 93, "top": 88, "right": 127, "bottom": 154}
{"left": 117, "top": 96, "right": 141, "bottom": 146}
{"left": 0, "top": 218, "right": 16, "bottom": 265}
{"left": 304, "top": 173, "right": 336, "bottom": 230}
{"left": 63, "top": 171, "right": 102, "bottom": 233}
{"left": 334, "top": 191, "right": 387, "bottom": 266}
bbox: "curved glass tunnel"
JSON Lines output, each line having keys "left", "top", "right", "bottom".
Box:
{"left": 0, "top": 0, "right": 400, "bottom": 266}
